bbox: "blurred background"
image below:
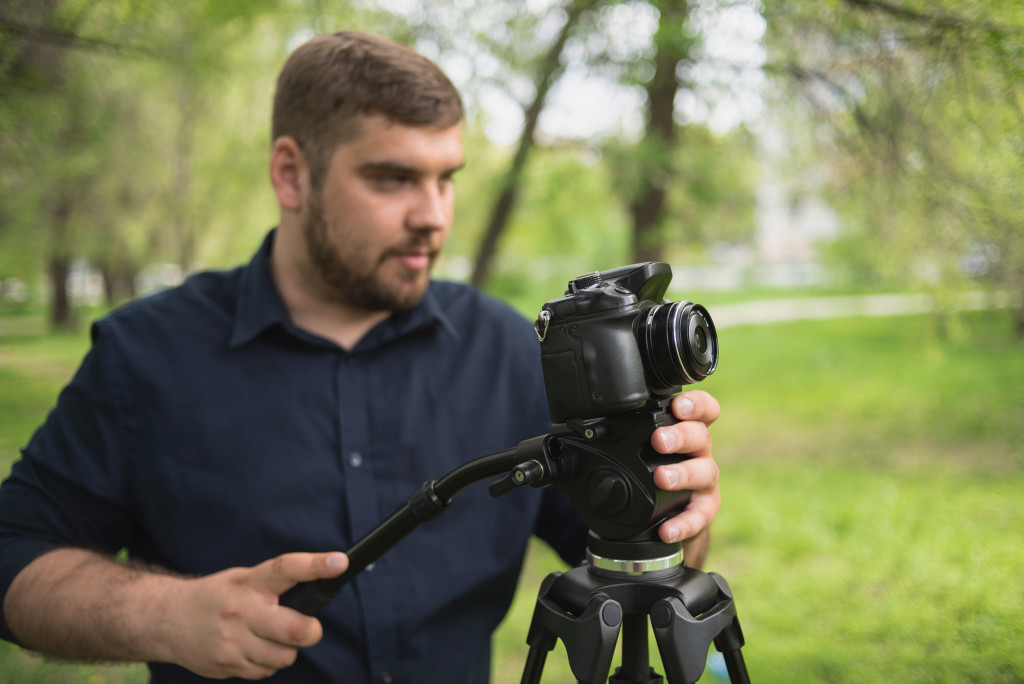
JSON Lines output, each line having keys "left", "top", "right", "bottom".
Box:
{"left": 1, "top": 0, "right": 1022, "bottom": 682}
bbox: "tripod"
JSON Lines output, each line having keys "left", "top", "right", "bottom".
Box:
{"left": 280, "top": 401, "right": 750, "bottom": 683}
{"left": 520, "top": 532, "right": 747, "bottom": 684}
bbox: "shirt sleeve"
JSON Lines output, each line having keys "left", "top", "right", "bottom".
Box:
{"left": 0, "top": 324, "right": 137, "bottom": 643}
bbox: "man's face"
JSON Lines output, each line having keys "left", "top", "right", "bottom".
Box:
{"left": 302, "top": 115, "right": 464, "bottom": 312}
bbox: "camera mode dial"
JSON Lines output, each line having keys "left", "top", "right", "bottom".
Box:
{"left": 568, "top": 272, "right": 602, "bottom": 293}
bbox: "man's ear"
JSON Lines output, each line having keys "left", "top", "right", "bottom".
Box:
{"left": 270, "top": 136, "right": 308, "bottom": 213}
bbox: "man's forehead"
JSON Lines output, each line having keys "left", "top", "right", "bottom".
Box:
{"left": 332, "top": 115, "right": 464, "bottom": 169}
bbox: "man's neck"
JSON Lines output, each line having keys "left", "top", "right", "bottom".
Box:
{"left": 269, "top": 239, "right": 390, "bottom": 352}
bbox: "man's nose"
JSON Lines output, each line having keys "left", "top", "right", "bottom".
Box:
{"left": 407, "top": 182, "right": 451, "bottom": 232}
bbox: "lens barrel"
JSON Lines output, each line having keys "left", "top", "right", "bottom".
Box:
{"left": 635, "top": 301, "right": 718, "bottom": 390}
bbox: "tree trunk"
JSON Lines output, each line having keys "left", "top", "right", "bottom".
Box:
{"left": 630, "top": 0, "right": 692, "bottom": 264}
{"left": 173, "top": 76, "right": 195, "bottom": 271}
{"left": 471, "top": 0, "right": 596, "bottom": 290}
{"left": 47, "top": 255, "right": 72, "bottom": 331}
{"left": 99, "top": 259, "right": 136, "bottom": 306}
{"left": 47, "top": 194, "right": 74, "bottom": 331}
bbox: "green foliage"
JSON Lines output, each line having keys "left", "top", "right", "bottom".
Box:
{"left": 0, "top": 0, "right": 364, "bottom": 313}
{"left": 763, "top": 0, "right": 1024, "bottom": 317}
{"left": 602, "top": 123, "right": 759, "bottom": 258}
{"left": 701, "top": 309, "right": 1024, "bottom": 682}
{"left": 0, "top": 641, "right": 146, "bottom": 684}
{"left": 667, "top": 126, "right": 759, "bottom": 249}
{"left": 476, "top": 144, "right": 633, "bottom": 311}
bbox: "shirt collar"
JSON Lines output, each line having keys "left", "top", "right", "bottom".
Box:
{"left": 230, "top": 230, "right": 291, "bottom": 348}
{"left": 230, "top": 229, "right": 460, "bottom": 349}
{"left": 367, "top": 283, "right": 460, "bottom": 349}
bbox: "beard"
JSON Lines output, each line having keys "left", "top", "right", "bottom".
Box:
{"left": 302, "top": 190, "right": 435, "bottom": 313}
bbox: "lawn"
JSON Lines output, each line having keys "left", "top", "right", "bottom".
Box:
{"left": 1, "top": 306, "right": 1022, "bottom": 683}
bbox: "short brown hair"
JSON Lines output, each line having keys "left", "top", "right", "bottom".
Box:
{"left": 272, "top": 31, "right": 464, "bottom": 188}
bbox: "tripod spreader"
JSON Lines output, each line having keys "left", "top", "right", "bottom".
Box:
{"left": 522, "top": 551, "right": 747, "bottom": 684}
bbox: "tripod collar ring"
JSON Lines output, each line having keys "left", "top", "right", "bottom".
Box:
{"left": 587, "top": 546, "right": 684, "bottom": 576}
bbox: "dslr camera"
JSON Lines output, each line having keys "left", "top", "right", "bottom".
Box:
{"left": 535, "top": 262, "right": 718, "bottom": 423}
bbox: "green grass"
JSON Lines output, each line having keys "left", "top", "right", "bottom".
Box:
{"left": 2, "top": 307, "right": 1023, "bottom": 682}
{"left": 700, "top": 309, "right": 1024, "bottom": 683}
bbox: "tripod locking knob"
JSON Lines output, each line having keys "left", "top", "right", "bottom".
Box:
{"left": 587, "top": 469, "right": 630, "bottom": 517}
{"left": 488, "top": 459, "right": 546, "bottom": 497}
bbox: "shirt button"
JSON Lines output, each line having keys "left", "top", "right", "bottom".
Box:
{"left": 348, "top": 452, "right": 363, "bottom": 468}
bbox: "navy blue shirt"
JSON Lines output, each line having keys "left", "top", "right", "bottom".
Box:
{"left": 0, "top": 231, "right": 586, "bottom": 682}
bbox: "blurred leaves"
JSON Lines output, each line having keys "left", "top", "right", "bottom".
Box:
{"left": 2, "top": 0, "right": 1023, "bottom": 334}
{"left": 763, "top": 0, "right": 1024, "bottom": 332}
{"left": 0, "top": 0, "right": 317, "bottom": 322}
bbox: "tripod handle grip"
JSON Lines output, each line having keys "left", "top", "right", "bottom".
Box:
{"left": 275, "top": 453, "right": 524, "bottom": 616}
{"left": 279, "top": 578, "right": 342, "bottom": 616}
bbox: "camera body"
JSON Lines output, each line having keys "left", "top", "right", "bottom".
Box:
{"left": 536, "top": 262, "right": 717, "bottom": 424}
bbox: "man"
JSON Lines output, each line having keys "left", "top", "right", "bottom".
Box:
{"left": 0, "top": 32, "right": 722, "bottom": 682}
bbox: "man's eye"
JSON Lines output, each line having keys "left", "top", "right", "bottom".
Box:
{"left": 371, "top": 174, "right": 409, "bottom": 187}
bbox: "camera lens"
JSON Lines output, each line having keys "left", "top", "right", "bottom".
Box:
{"left": 635, "top": 301, "right": 718, "bottom": 390}
{"left": 694, "top": 326, "right": 707, "bottom": 354}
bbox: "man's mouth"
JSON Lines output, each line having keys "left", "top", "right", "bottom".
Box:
{"left": 395, "top": 252, "right": 431, "bottom": 270}
{"left": 386, "top": 246, "right": 435, "bottom": 271}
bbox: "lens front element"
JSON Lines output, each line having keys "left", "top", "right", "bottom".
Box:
{"left": 636, "top": 301, "right": 718, "bottom": 390}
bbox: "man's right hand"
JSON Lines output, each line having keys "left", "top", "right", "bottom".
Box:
{"left": 4, "top": 548, "right": 348, "bottom": 681}
{"left": 160, "top": 551, "right": 349, "bottom": 679}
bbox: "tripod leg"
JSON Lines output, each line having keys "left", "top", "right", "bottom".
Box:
{"left": 712, "top": 607, "right": 749, "bottom": 684}
{"left": 520, "top": 627, "right": 557, "bottom": 684}
{"left": 650, "top": 595, "right": 739, "bottom": 684}
{"left": 710, "top": 573, "right": 750, "bottom": 684}
{"left": 719, "top": 649, "right": 750, "bottom": 684}
{"left": 609, "top": 615, "right": 664, "bottom": 684}
{"left": 520, "top": 581, "right": 623, "bottom": 684}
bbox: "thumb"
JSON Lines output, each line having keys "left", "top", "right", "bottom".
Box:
{"left": 248, "top": 552, "right": 349, "bottom": 596}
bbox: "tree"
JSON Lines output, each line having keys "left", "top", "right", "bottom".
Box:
{"left": 1, "top": 0, "right": 106, "bottom": 329}
{"left": 471, "top": 0, "right": 600, "bottom": 288}
{"left": 0, "top": 0, "right": 293, "bottom": 327}
{"left": 763, "top": 0, "right": 1024, "bottom": 334}
{"left": 458, "top": 0, "right": 760, "bottom": 286}
{"left": 625, "top": 0, "right": 695, "bottom": 263}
